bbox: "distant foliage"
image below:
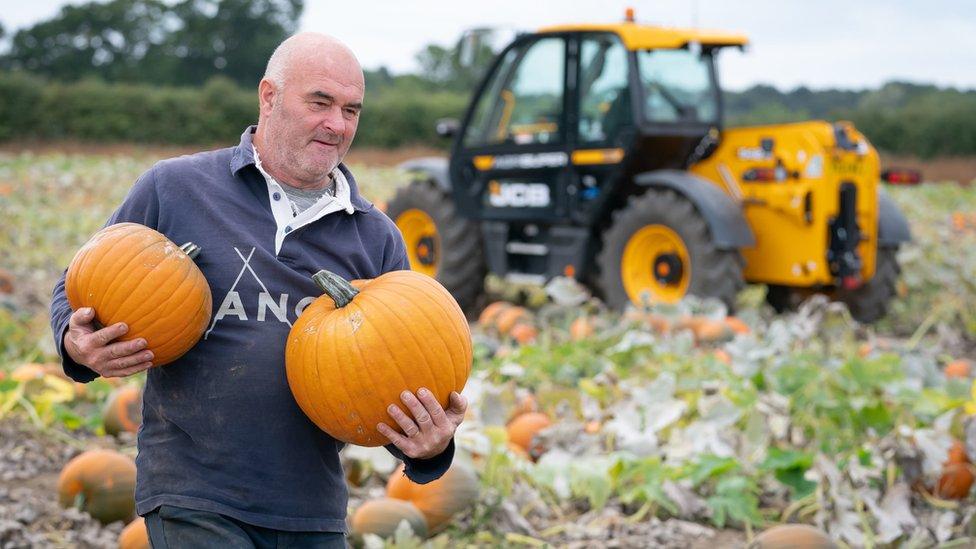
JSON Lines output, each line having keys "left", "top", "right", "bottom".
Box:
{"left": 0, "top": 70, "right": 467, "bottom": 148}
{"left": 0, "top": 0, "right": 303, "bottom": 88}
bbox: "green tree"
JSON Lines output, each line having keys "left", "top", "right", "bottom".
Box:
{"left": 1, "top": 0, "right": 302, "bottom": 87}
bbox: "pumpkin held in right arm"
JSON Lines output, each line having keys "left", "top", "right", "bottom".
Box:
{"left": 65, "top": 222, "right": 212, "bottom": 367}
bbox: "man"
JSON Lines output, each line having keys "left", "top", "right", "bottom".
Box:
{"left": 49, "top": 33, "right": 466, "bottom": 547}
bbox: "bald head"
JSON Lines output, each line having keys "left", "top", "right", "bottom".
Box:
{"left": 253, "top": 32, "right": 365, "bottom": 190}
{"left": 264, "top": 32, "right": 363, "bottom": 92}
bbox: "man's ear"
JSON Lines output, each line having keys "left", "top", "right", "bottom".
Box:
{"left": 258, "top": 79, "right": 277, "bottom": 115}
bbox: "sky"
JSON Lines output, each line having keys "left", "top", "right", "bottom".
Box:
{"left": 2, "top": 0, "right": 975, "bottom": 91}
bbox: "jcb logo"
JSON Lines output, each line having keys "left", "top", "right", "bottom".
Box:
{"left": 488, "top": 181, "right": 550, "bottom": 208}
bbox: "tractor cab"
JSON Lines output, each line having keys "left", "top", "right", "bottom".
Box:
{"left": 441, "top": 19, "right": 747, "bottom": 282}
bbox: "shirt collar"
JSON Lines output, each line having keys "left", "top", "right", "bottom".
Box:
{"left": 231, "top": 125, "right": 373, "bottom": 213}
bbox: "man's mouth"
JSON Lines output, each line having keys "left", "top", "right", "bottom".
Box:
{"left": 312, "top": 139, "right": 338, "bottom": 148}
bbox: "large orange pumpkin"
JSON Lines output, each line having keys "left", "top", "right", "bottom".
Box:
{"left": 507, "top": 412, "right": 552, "bottom": 453}
{"left": 103, "top": 386, "right": 143, "bottom": 437}
{"left": 57, "top": 449, "right": 136, "bottom": 524}
{"left": 386, "top": 462, "right": 478, "bottom": 532}
{"left": 65, "top": 223, "right": 212, "bottom": 366}
{"left": 350, "top": 498, "right": 428, "bottom": 539}
{"left": 118, "top": 516, "right": 150, "bottom": 549}
{"left": 285, "top": 269, "right": 471, "bottom": 446}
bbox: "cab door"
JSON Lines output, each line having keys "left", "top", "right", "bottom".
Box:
{"left": 449, "top": 34, "right": 571, "bottom": 223}
{"left": 569, "top": 32, "right": 636, "bottom": 225}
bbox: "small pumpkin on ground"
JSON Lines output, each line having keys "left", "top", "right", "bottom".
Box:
{"left": 676, "top": 316, "right": 734, "bottom": 344}
{"left": 569, "top": 315, "right": 594, "bottom": 341}
{"left": 506, "top": 412, "right": 552, "bottom": 454}
{"left": 945, "top": 359, "right": 971, "bottom": 379}
{"left": 478, "top": 301, "right": 512, "bottom": 328}
{"left": 386, "top": 462, "right": 478, "bottom": 532}
{"left": 57, "top": 449, "right": 136, "bottom": 524}
{"left": 65, "top": 222, "right": 212, "bottom": 366}
{"left": 509, "top": 322, "right": 538, "bottom": 345}
{"left": 119, "top": 516, "right": 149, "bottom": 549}
{"left": 935, "top": 439, "right": 974, "bottom": 499}
{"left": 495, "top": 306, "right": 532, "bottom": 335}
{"left": 350, "top": 498, "right": 428, "bottom": 539}
{"left": 285, "top": 269, "right": 471, "bottom": 446}
{"left": 103, "top": 385, "right": 143, "bottom": 437}
{"left": 724, "top": 316, "right": 750, "bottom": 335}
{"left": 749, "top": 524, "right": 837, "bottom": 548}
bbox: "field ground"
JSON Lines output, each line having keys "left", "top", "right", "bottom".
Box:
{"left": 0, "top": 147, "right": 974, "bottom": 547}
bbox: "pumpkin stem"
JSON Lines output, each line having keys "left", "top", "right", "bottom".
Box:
{"left": 312, "top": 269, "right": 359, "bottom": 308}
{"left": 179, "top": 242, "right": 201, "bottom": 260}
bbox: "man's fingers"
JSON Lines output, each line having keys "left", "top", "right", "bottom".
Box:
{"left": 399, "top": 391, "right": 433, "bottom": 432}
{"left": 377, "top": 422, "right": 411, "bottom": 448}
{"left": 446, "top": 391, "right": 468, "bottom": 423}
{"left": 415, "top": 388, "right": 448, "bottom": 428}
{"left": 106, "top": 350, "right": 154, "bottom": 371}
{"left": 68, "top": 307, "right": 96, "bottom": 328}
{"left": 103, "top": 339, "right": 148, "bottom": 361}
{"left": 91, "top": 322, "right": 128, "bottom": 347}
{"left": 387, "top": 404, "right": 420, "bottom": 437}
{"left": 106, "top": 361, "right": 154, "bottom": 378}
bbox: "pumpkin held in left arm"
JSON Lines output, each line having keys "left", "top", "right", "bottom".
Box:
{"left": 285, "top": 269, "right": 471, "bottom": 447}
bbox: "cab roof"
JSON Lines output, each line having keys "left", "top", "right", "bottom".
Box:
{"left": 536, "top": 22, "right": 749, "bottom": 50}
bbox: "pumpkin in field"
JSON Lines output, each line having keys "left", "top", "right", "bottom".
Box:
{"left": 286, "top": 269, "right": 471, "bottom": 446}
{"left": 945, "top": 359, "right": 971, "bottom": 379}
{"left": 934, "top": 439, "right": 974, "bottom": 499}
{"left": 677, "top": 316, "right": 734, "bottom": 344}
{"left": 509, "top": 322, "right": 538, "bottom": 345}
{"left": 119, "top": 516, "right": 149, "bottom": 549}
{"left": 569, "top": 316, "right": 594, "bottom": 341}
{"left": 350, "top": 498, "right": 428, "bottom": 539}
{"left": 386, "top": 462, "right": 478, "bottom": 532}
{"left": 103, "top": 386, "right": 143, "bottom": 437}
{"left": 495, "top": 306, "right": 531, "bottom": 335}
{"left": 749, "top": 524, "right": 837, "bottom": 548}
{"left": 724, "top": 316, "right": 750, "bottom": 335}
{"left": 65, "top": 223, "right": 212, "bottom": 366}
{"left": 478, "top": 301, "right": 512, "bottom": 327}
{"left": 507, "top": 412, "right": 552, "bottom": 453}
{"left": 57, "top": 449, "right": 136, "bottom": 524}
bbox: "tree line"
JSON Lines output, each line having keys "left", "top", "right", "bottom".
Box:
{"left": 0, "top": 0, "right": 972, "bottom": 157}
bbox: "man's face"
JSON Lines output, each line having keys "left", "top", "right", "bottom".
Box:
{"left": 261, "top": 57, "right": 364, "bottom": 185}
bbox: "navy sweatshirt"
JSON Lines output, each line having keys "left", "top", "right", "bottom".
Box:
{"left": 49, "top": 127, "right": 455, "bottom": 532}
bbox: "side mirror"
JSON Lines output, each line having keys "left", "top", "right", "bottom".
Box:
{"left": 881, "top": 168, "right": 922, "bottom": 185}
{"left": 435, "top": 118, "right": 460, "bottom": 138}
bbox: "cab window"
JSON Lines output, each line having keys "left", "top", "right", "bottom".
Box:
{"left": 578, "top": 34, "right": 631, "bottom": 143}
{"left": 463, "top": 37, "right": 566, "bottom": 147}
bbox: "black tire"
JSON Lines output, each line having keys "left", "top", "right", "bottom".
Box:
{"left": 595, "top": 189, "right": 745, "bottom": 311}
{"left": 765, "top": 284, "right": 805, "bottom": 313}
{"left": 386, "top": 181, "right": 486, "bottom": 313}
{"left": 839, "top": 246, "right": 901, "bottom": 323}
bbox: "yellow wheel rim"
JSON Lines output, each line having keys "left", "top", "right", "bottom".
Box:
{"left": 621, "top": 224, "right": 691, "bottom": 305}
{"left": 395, "top": 209, "right": 439, "bottom": 278}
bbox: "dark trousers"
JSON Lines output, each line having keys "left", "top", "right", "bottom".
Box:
{"left": 144, "top": 505, "right": 347, "bottom": 548}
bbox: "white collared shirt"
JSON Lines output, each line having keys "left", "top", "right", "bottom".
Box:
{"left": 252, "top": 145, "right": 355, "bottom": 255}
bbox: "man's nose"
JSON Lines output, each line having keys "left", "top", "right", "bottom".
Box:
{"left": 320, "top": 105, "right": 345, "bottom": 134}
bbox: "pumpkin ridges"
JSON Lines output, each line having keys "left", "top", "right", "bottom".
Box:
{"left": 144, "top": 294, "right": 211, "bottom": 365}
{"left": 88, "top": 234, "right": 162, "bottom": 318}
{"left": 381, "top": 276, "right": 466, "bottom": 393}
{"left": 364, "top": 286, "right": 449, "bottom": 401}
{"left": 115, "top": 251, "right": 196, "bottom": 337}
{"left": 410, "top": 273, "right": 473, "bottom": 383}
{"left": 98, "top": 240, "right": 187, "bottom": 326}
{"left": 374, "top": 279, "right": 471, "bottom": 396}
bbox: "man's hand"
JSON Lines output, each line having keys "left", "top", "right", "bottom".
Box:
{"left": 378, "top": 388, "right": 467, "bottom": 459}
{"left": 63, "top": 307, "right": 154, "bottom": 378}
